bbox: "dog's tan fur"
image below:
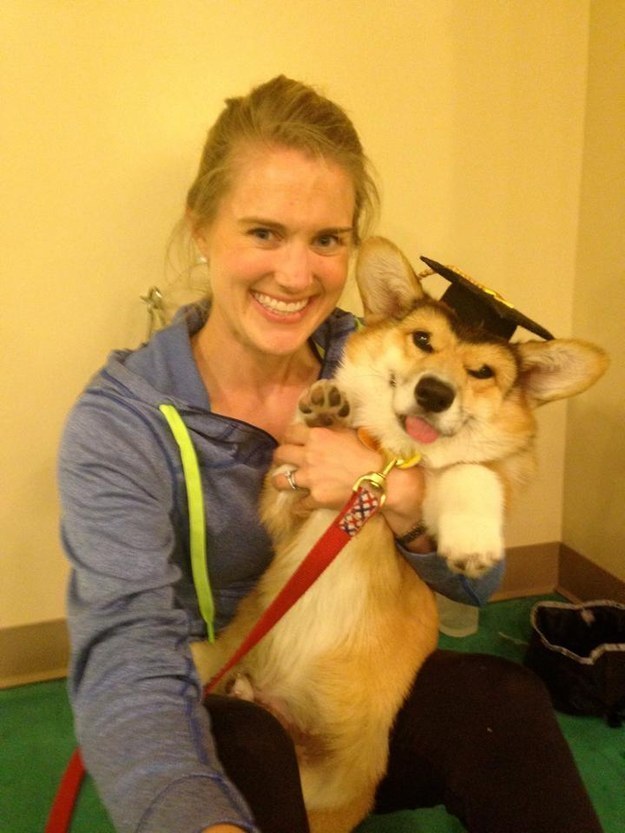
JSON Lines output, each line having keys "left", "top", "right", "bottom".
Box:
{"left": 192, "top": 237, "right": 608, "bottom": 833}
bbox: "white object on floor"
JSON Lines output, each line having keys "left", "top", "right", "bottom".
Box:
{"left": 436, "top": 593, "right": 480, "bottom": 637}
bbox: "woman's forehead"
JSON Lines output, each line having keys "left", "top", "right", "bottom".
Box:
{"left": 222, "top": 145, "right": 356, "bottom": 228}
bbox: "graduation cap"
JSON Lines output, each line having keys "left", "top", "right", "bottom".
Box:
{"left": 420, "top": 256, "right": 554, "bottom": 341}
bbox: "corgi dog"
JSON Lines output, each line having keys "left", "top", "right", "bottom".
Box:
{"left": 192, "top": 237, "right": 608, "bottom": 833}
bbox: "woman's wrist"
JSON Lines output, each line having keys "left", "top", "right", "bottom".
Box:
{"left": 378, "top": 465, "right": 434, "bottom": 552}
{"left": 380, "top": 466, "right": 425, "bottom": 529}
{"left": 394, "top": 523, "right": 435, "bottom": 554}
{"left": 394, "top": 519, "right": 428, "bottom": 546}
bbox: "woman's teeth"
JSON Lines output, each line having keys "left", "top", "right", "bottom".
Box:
{"left": 253, "top": 292, "right": 309, "bottom": 315}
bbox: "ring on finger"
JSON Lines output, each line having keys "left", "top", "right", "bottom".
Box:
{"left": 285, "top": 468, "right": 299, "bottom": 491}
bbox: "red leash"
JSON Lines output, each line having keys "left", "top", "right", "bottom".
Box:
{"left": 204, "top": 485, "right": 383, "bottom": 694}
{"left": 45, "top": 749, "right": 86, "bottom": 833}
{"left": 45, "top": 481, "right": 386, "bottom": 833}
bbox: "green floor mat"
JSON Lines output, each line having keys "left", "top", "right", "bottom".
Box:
{"left": 0, "top": 678, "right": 115, "bottom": 832}
{"left": 1, "top": 597, "right": 623, "bottom": 832}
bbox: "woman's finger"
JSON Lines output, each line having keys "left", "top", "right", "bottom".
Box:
{"left": 282, "top": 422, "right": 310, "bottom": 445}
{"left": 272, "top": 466, "right": 308, "bottom": 493}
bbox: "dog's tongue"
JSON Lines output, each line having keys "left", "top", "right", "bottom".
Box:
{"left": 404, "top": 416, "right": 440, "bottom": 444}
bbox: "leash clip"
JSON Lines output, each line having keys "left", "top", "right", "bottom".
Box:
{"left": 351, "top": 446, "right": 423, "bottom": 507}
{"left": 352, "top": 458, "right": 399, "bottom": 507}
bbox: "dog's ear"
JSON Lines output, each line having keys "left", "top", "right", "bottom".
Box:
{"left": 355, "top": 237, "right": 426, "bottom": 323}
{"left": 514, "top": 339, "right": 608, "bottom": 407}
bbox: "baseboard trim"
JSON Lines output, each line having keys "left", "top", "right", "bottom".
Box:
{"left": 0, "top": 618, "right": 69, "bottom": 689}
{"left": 2, "top": 544, "right": 624, "bottom": 688}
{"left": 557, "top": 543, "right": 625, "bottom": 604}
{"left": 492, "top": 541, "right": 561, "bottom": 601}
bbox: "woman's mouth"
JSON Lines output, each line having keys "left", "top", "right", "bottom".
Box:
{"left": 252, "top": 291, "right": 310, "bottom": 317}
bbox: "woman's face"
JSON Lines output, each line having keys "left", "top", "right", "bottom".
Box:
{"left": 194, "top": 145, "right": 356, "bottom": 359}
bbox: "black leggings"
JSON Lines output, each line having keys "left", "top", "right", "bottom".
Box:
{"left": 206, "top": 651, "right": 603, "bottom": 833}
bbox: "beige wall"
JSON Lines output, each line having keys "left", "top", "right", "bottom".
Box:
{"left": 564, "top": 0, "right": 625, "bottom": 581}
{"left": 1, "top": 1, "right": 596, "bottom": 629}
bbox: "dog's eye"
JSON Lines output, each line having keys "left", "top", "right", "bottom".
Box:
{"left": 467, "top": 365, "right": 495, "bottom": 380}
{"left": 412, "top": 331, "right": 433, "bottom": 353}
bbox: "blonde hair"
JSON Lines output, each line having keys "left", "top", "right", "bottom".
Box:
{"left": 186, "top": 75, "right": 379, "bottom": 245}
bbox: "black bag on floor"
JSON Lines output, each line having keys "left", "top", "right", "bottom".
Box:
{"left": 525, "top": 600, "right": 625, "bottom": 727}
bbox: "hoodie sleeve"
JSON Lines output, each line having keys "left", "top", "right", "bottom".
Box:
{"left": 398, "top": 547, "right": 505, "bottom": 606}
{"left": 59, "top": 394, "right": 258, "bottom": 833}
{"left": 397, "top": 544, "right": 505, "bottom": 607}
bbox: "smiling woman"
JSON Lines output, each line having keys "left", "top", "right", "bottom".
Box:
{"left": 58, "top": 75, "right": 392, "bottom": 833}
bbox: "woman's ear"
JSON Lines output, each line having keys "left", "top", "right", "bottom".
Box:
{"left": 186, "top": 210, "right": 210, "bottom": 261}
{"left": 355, "top": 237, "right": 426, "bottom": 323}
{"left": 514, "top": 339, "right": 609, "bottom": 407}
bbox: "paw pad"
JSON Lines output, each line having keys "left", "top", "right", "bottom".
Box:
{"left": 298, "top": 381, "right": 351, "bottom": 427}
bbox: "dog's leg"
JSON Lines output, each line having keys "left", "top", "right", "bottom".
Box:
{"left": 261, "top": 380, "right": 353, "bottom": 539}
{"left": 424, "top": 464, "right": 505, "bottom": 577}
{"left": 307, "top": 790, "right": 376, "bottom": 833}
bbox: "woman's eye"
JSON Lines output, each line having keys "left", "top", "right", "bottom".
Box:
{"left": 313, "top": 233, "right": 341, "bottom": 252}
{"left": 412, "top": 331, "right": 433, "bottom": 353}
{"left": 467, "top": 365, "right": 495, "bottom": 380}
{"left": 249, "top": 227, "right": 276, "bottom": 243}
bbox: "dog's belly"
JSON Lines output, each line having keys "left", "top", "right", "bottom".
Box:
{"left": 193, "top": 510, "right": 439, "bottom": 825}
{"left": 236, "top": 515, "right": 439, "bottom": 810}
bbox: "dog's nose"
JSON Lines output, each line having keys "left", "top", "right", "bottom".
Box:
{"left": 415, "top": 375, "right": 455, "bottom": 413}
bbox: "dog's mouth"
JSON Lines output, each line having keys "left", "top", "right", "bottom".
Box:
{"left": 400, "top": 414, "right": 441, "bottom": 444}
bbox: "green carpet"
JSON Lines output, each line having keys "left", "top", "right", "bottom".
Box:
{"left": 1, "top": 597, "right": 623, "bottom": 832}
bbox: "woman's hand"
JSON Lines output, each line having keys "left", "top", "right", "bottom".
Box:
{"left": 273, "top": 423, "right": 382, "bottom": 509}
{"left": 273, "top": 424, "right": 432, "bottom": 551}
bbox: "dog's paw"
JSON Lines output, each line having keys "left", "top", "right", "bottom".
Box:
{"left": 436, "top": 515, "right": 504, "bottom": 578}
{"left": 298, "top": 380, "right": 351, "bottom": 427}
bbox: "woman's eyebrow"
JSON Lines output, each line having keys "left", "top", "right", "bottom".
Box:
{"left": 318, "top": 226, "right": 354, "bottom": 236}
{"left": 238, "top": 217, "right": 285, "bottom": 230}
{"left": 238, "top": 217, "right": 353, "bottom": 236}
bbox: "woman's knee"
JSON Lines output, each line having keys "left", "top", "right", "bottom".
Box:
{"left": 422, "top": 651, "right": 550, "bottom": 704}
{"left": 468, "top": 653, "right": 552, "bottom": 711}
{"left": 399, "top": 651, "right": 557, "bottom": 741}
{"left": 205, "top": 695, "right": 310, "bottom": 833}
{"left": 206, "top": 694, "right": 295, "bottom": 758}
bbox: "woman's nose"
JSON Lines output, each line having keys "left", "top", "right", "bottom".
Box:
{"left": 275, "top": 242, "right": 313, "bottom": 291}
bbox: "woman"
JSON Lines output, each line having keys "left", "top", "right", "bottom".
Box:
{"left": 59, "top": 76, "right": 602, "bottom": 833}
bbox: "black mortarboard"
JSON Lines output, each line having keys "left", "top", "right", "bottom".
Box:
{"left": 420, "top": 256, "right": 554, "bottom": 341}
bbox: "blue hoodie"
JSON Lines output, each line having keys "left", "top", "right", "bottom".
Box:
{"left": 58, "top": 303, "right": 503, "bottom": 833}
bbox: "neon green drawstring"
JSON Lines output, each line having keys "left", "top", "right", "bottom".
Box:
{"left": 159, "top": 404, "right": 215, "bottom": 642}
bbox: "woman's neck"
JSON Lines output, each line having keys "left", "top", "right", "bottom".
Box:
{"left": 191, "top": 322, "right": 321, "bottom": 440}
